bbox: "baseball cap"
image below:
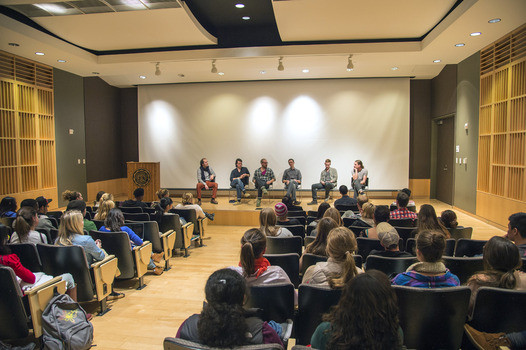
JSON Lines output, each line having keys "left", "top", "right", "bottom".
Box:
{"left": 36, "top": 196, "right": 52, "bottom": 208}
{"left": 20, "top": 198, "right": 38, "bottom": 209}
{"left": 377, "top": 222, "right": 400, "bottom": 248}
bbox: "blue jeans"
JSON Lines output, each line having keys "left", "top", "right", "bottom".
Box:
{"left": 231, "top": 179, "right": 246, "bottom": 200}
{"left": 311, "top": 182, "right": 335, "bottom": 200}
{"left": 255, "top": 178, "right": 270, "bottom": 198}
{"left": 352, "top": 179, "right": 363, "bottom": 198}
{"left": 285, "top": 181, "right": 299, "bottom": 201}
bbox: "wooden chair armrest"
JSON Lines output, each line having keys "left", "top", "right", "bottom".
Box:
{"left": 286, "top": 338, "right": 296, "bottom": 350}
{"left": 159, "top": 230, "right": 174, "bottom": 239}
{"left": 26, "top": 277, "right": 67, "bottom": 338}
{"left": 161, "top": 230, "right": 176, "bottom": 259}
{"left": 182, "top": 222, "right": 193, "bottom": 229}
{"left": 92, "top": 255, "right": 119, "bottom": 301}
{"left": 182, "top": 222, "right": 194, "bottom": 249}
{"left": 134, "top": 241, "right": 152, "bottom": 278}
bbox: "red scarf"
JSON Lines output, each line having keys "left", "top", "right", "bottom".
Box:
{"left": 239, "top": 257, "right": 270, "bottom": 278}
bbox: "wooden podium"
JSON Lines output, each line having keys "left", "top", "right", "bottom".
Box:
{"left": 127, "top": 162, "right": 160, "bottom": 202}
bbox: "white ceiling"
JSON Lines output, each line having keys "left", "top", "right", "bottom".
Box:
{"left": 0, "top": 0, "right": 525, "bottom": 87}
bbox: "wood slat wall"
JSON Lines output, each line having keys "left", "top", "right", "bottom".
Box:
{"left": 0, "top": 50, "right": 57, "bottom": 204}
{"left": 477, "top": 24, "right": 526, "bottom": 226}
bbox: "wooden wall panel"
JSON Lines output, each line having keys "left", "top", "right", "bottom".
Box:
{"left": 408, "top": 179, "right": 431, "bottom": 197}
{"left": 477, "top": 191, "right": 526, "bottom": 227}
{"left": 87, "top": 178, "right": 127, "bottom": 203}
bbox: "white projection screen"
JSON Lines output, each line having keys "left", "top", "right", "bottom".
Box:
{"left": 138, "top": 78, "right": 410, "bottom": 190}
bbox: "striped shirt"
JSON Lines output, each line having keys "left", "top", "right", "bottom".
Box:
{"left": 390, "top": 208, "right": 418, "bottom": 220}
{"left": 253, "top": 167, "right": 275, "bottom": 183}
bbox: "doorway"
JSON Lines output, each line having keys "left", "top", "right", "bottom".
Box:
{"left": 431, "top": 115, "right": 455, "bottom": 205}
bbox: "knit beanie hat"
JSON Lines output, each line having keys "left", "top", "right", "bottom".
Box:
{"left": 274, "top": 202, "right": 288, "bottom": 217}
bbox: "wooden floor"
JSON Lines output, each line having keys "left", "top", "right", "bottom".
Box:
{"left": 83, "top": 198, "right": 502, "bottom": 349}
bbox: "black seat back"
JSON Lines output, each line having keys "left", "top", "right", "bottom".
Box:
{"left": 356, "top": 237, "right": 383, "bottom": 260}
{"left": 159, "top": 214, "right": 182, "bottom": 251}
{"left": 125, "top": 222, "right": 145, "bottom": 239}
{"left": 454, "top": 239, "right": 487, "bottom": 257}
{"left": 89, "top": 231, "right": 135, "bottom": 280}
{"left": 288, "top": 216, "right": 306, "bottom": 226}
{"left": 123, "top": 212, "right": 150, "bottom": 222}
{"left": 48, "top": 217, "right": 59, "bottom": 229}
{"left": 365, "top": 256, "right": 417, "bottom": 278}
{"left": 348, "top": 225, "right": 366, "bottom": 237}
{"left": 138, "top": 220, "right": 163, "bottom": 253}
{"left": 393, "top": 226, "right": 416, "bottom": 247}
{"left": 304, "top": 235, "right": 315, "bottom": 247}
{"left": 264, "top": 253, "right": 300, "bottom": 287}
{"left": 342, "top": 217, "right": 357, "bottom": 227}
{"left": 443, "top": 256, "right": 484, "bottom": 284}
{"left": 8, "top": 243, "right": 42, "bottom": 272}
{"left": 163, "top": 337, "right": 283, "bottom": 350}
{"left": 36, "top": 244, "right": 95, "bottom": 302}
{"left": 448, "top": 227, "right": 473, "bottom": 240}
{"left": 306, "top": 225, "right": 315, "bottom": 236}
{"left": 0, "top": 266, "right": 29, "bottom": 339}
{"left": 388, "top": 218, "right": 416, "bottom": 227}
{"left": 470, "top": 287, "right": 526, "bottom": 333}
{"left": 335, "top": 203, "right": 358, "bottom": 212}
{"left": 171, "top": 208, "right": 199, "bottom": 236}
{"left": 300, "top": 253, "right": 327, "bottom": 276}
{"left": 306, "top": 216, "right": 316, "bottom": 225}
{"left": 245, "top": 283, "right": 295, "bottom": 323}
{"left": 296, "top": 284, "right": 342, "bottom": 345}
{"left": 288, "top": 210, "right": 306, "bottom": 218}
{"left": 120, "top": 206, "right": 143, "bottom": 213}
{"left": 280, "top": 224, "right": 305, "bottom": 238}
{"left": 393, "top": 285, "right": 471, "bottom": 349}
{"left": 46, "top": 211, "right": 63, "bottom": 221}
{"left": 266, "top": 236, "right": 302, "bottom": 256}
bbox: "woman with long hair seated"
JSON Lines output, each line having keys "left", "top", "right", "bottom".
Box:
{"left": 466, "top": 236, "right": 525, "bottom": 310}
{"left": 175, "top": 193, "right": 215, "bottom": 221}
{"left": 301, "top": 217, "right": 339, "bottom": 272}
{"left": 259, "top": 208, "right": 292, "bottom": 238}
{"left": 440, "top": 209, "right": 463, "bottom": 230}
{"left": 93, "top": 199, "right": 115, "bottom": 221}
{"left": 10, "top": 207, "right": 48, "bottom": 244}
{"left": 99, "top": 208, "right": 164, "bottom": 275}
{"left": 310, "top": 207, "right": 342, "bottom": 237}
{"left": 302, "top": 227, "right": 363, "bottom": 288}
{"left": 392, "top": 230, "right": 459, "bottom": 287}
{"left": 308, "top": 202, "right": 331, "bottom": 229}
{"left": 0, "top": 196, "right": 17, "bottom": 218}
{"left": 311, "top": 270, "right": 403, "bottom": 350}
{"left": 356, "top": 202, "right": 375, "bottom": 227}
{"left": 177, "top": 268, "right": 290, "bottom": 347}
{"left": 62, "top": 190, "right": 83, "bottom": 202}
{"left": 416, "top": 204, "right": 450, "bottom": 238}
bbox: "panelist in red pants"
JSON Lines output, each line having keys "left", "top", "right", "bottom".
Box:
{"left": 196, "top": 158, "right": 218, "bottom": 205}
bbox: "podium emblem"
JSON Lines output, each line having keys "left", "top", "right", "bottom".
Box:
{"left": 133, "top": 168, "right": 151, "bottom": 187}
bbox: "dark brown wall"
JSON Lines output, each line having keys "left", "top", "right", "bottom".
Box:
{"left": 431, "top": 65, "right": 457, "bottom": 118}
{"left": 84, "top": 77, "right": 138, "bottom": 182}
{"left": 409, "top": 80, "right": 432, "bottom": 179}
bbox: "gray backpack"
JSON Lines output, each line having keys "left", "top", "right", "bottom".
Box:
{"left": 41, "top": 292, "right": 93, "bottom": 350}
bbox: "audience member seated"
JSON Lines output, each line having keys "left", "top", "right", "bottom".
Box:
{"left": 259, "top": 208, "right": 292, "bottom": 238}
{"left": 230, "top": 158, "right": 251, "bottom": 205}
{"left": 99, "top": 208, "right": 164, "bottom": 275}
{"left": 369, "top": 225, "right": 412, "bottom": 257}
{"left": 153, "top": 197, "right": 187, "bottom": 227}
{"left": 464, "top": 326, "right": 526, "bottom": 350}
{"left": 57, "top": 210, "right": 124, "bottom": 300}
{"left": 122, "top": 188, "right": 149, "bottom": 209}
{"left": 392, "top": 230, "right": 459, "bottom": 288}
{"left": 416, "top": 204, "right": 450, "bottom": 238}
{"left": 93, "top": 191, "right": 105, "bottom": 208}
{"left": 390, "top": 188, "right": 416, "bottom": 212}
{"left": 93, "top": 199, "right": 115, "bottom": 221}
{"left": 506, "top": 212, "right": 526, "bottom": 257}
{"left": 155, "top": 188, "right": 170, "bottom": 203}
{"left": 342, "top": 192, "right": 370, "bottom": 219}
{"left": 311, "top": 207, "right": 343, "bottom": 237}
{"left": 466, "top": 236, "right": 525, "bottom": 311}
{"left": 301, "top": 217, "right": 339, "bottom": 272}
{"left": 35, "top": 196, "right": 54, "bottom": 232}
{"left": 177, "top": 268, "right": 288, "bottom": 347}
{"left": 334, "top": 185, "right": 357, "bottom": 208}
{"left": 20, "top": 198, "right": 53, "bottom": 234}
{"left": 175, "top": 193, "right": 215, "bottom": 221}
{"left": 390, "top": 191, "right": 417, "bottom": 220}
{"left": 62, "top": 190, "right": 83, "bottom": 202}
{"left": 311, "top": 270, "right": 403, "bottom": 350}
{"left": 230, "top": 228, "right": 291, "bottom": 287}
{"left": 67, "top": 200, "right": 97, "bottom": 233}
{"left": 275, "top": 202, "right": 300, "bottom": 226}
{"left": 353, "top": 202, "right": 375, "bottom": 227}
{"left": 0, "top": 226, "right": 77, "bottom": 300}
{"left": 308, "top": 202, "right": 330, "bottom": 229}
{"left": 302, "top": 227, "right": 363, "bottom": 288}
{"left": 363, "top": 205, "right": 390, "bottom": 239}
{"left": 282, "top": 194, "right": 303, "bottom": 212}
{"left": 10, "top": 207, "right": 48, "bottom": 244}
{"left": 0, "top": 196, "right": 17, "bottom": 218}
{"left": 440, "top": 210, "right": 463, "bottom": 230}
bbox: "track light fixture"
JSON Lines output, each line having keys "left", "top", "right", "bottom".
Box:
{"left": 211, "top": 59, "right": 218, "bottom": 74}
{"left": 347, "top": 55, "right": 354, "bottom": 71}
{"left": 155, "top": 62, "right": 161, "bottom": 76}
{"left": 277, "top": 57, "right": 284, "bottom": 71}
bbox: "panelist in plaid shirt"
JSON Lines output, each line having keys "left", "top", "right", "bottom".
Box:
{"left": 253, "top": 158, "right": 275, "bottom": 207}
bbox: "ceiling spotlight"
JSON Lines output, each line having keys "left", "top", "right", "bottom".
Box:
{"left": 242, "top": 16, "right": 250, "bottom": 20}
{"left": 347, "top": 54, "right": 354, "bottom": 71}
{"left": 57, "top": 59, "right": 66, "bottom": 63}
{"left": 218, "top": 72, "right": 225, "bottom": 76}
{"left": 391, "top": 67, "right": 399, "bottom": 71}
{"left": 211, "top": 59, "right": 218, "bottom": 74}
{"left": 455, "top": 43, "right": 465, "bottom": 47}
{"left": 155, "top": 62, "right": 161, "bottom": 76}
{"left": 139, "top": 75, "right": 146, "bottom": 79}
{"left": 433, "top": 59, "right": 441, "bottom": 63}
{"left": 260, "top": 70, "right": 266, "bottom": 74}
{"left": 277, "top": 57, "right": 284, "bottom": 71}
{"left": 8, "top": 42, "right": 19, "bottom": 47}
{"left": 235, "top": 3, "right": 244, "bottom": 8}
{"left": 302, "top": 69, "right": 309, "bottom": 73}
{"left": 470, "top": 32, "right": 481, "bottom": 36}
{"left": 35, "top": 52, "right": 44, "bottom": 56}
{"left": 488, "top": 18, "right": 501, "bottom": 23}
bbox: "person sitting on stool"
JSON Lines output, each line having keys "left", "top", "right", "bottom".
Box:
{"left": 308, "top": 159, "right": 338, "bottom": 205}
{"left": 196, "top": 158, "right": 218, "bottom": 205}
{"left": 230, "top": 158, "right": 250, "bottom": 205}
{"left": 351, "top": 160, "right": 368, "bottom": 199}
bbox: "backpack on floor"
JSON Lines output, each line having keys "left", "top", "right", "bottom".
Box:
{"left": 41, "top": 292, "right": 93, "bottom": 350}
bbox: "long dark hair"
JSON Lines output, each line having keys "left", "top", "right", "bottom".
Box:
{"left": 14, "top": 207, "right": 38, "bottom": 243}
{"left": 324, "top": 270, "right": 401, "bottom": 350}
{"left": 153, "top": 197, "right": 173, "bottom": 223}
{"left": 197, "top": 268, "right": 248, "bottom": 347}
{"left": 305, "top": 217, "right": 338, "bottom": 256}
{"left": 240, "top": 228, "right": 266, "bottom": 276}
{"left": 0, "top": 197, "right": 17, "bottom": 216}
{"left": 316, "top": 202, "right": 330, "bottom": 220}
{"left": 104, "top": 208, "right": 125, "bottom": 232}
{"left": 418, "top": 204, "right": 450, "bottom": 238}
{"left": 416, "top": 230, "right": 445, "bottom": 263}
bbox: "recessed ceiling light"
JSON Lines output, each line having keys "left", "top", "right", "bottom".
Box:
{"left": 35, "top": 52, "right": 44, "bottom": 56}
{"left": 433, "top": 59, "right": 441, "bottom": 63}
{"left": 455, "top": 43, "right": 465, "bottom": 47}
{"left": 391, "top": 67, "right": 399, "bottom": 70}
{"left": 235, "top": 3, "right": 244, "bottom": 8}
{"left": 8, "top": 42, "right": 19, "bottom": 47}
{"left": 218, "top": 72, "right": 225, "bottom": 76}
{"left": 242, "top": 16, "right": 250, "bottom": 20}
{"left": 470, "top": 32, "right": 482, "bottom": 36}
{"left": 92, "top": 72, "right": 99, "bottom": 75}
{"left": 260, "top": 70, "right": 266, "bottom": 74}
{"left": 488, "top": 18, "right": 501, "bottom": 23}
{"left": 302, "top": 69, "right": 309, "bottom": 73}
{"left": 139, "top": 75, "right": 146, "bottom": 79}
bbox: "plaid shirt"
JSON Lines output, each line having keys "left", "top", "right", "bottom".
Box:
{"left": 253, "top": 167, "right": 275, "bottom": 183}
{"left": 390, "top": 208, "right": 418, "bottom": 220}
{"left": 392, "top": 270, "right": 460, "bottom": 288}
